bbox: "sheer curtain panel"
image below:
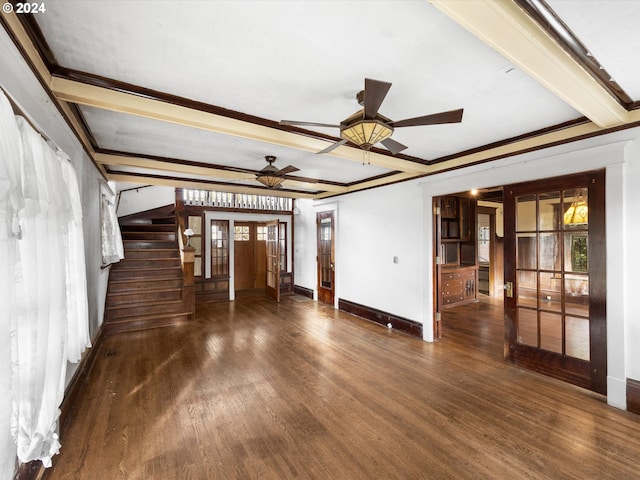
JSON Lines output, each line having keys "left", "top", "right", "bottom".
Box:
{"left": 0, "top": 89, "right": 91, "bottom": 475}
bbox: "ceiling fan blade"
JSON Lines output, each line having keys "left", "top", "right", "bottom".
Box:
{"left": 390, "top": 108, "right": 464, "bottom": 128}
{"left": 285, "top": 174, "right": 320, "bottom": 184}
{"left": 380, "top": 137, "right": 408, "bottom": 155}
{"left": 316, "top": 139, "right": 348, "bottom": 155}
{"left": 280, "top": 120, "right": 340, "bottom": 128}
{"left": 278, "top": 165, "right": 300, "bottom": 175}
{"left": 364, "top": 78, "right": 392, "bottom": 119}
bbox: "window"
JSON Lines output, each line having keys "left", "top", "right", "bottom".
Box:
{"left": 234, "top": 225, "right": 250, "bottom": 241}
{"left": 256, "top": 225, "right": 267, "bottom": 241}
{"left": 279, "top": 222, "right": 287, "bottom": 272}
{"left": 211, "top": 220, "right": 229, "bottom": 277}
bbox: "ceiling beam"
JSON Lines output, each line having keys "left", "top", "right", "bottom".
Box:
{"left": 106, "top": 173, "right": 317, "bottom": 199}
{"left": 96, "top": 152, "right": 349, "bottom": 194}
{"left": 430, "top": 0, "right": 630, "bottom": 128}
{"left": 314, "top": 171, "right": 422, "bottom": 199}
{"left": 50, "top": 76, "right": 432, "bottom": 175}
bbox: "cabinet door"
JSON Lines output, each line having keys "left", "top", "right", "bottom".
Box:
{"left": 459, "top": 197, "right": 474, "bottom": 241}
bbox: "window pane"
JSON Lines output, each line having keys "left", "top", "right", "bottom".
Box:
{"left": 188, "top": 216, "right": 202, "bottom": 234}
{"left": 211, "top": 220, "right": 229, "bottom": 276}
{"left": 518, "top": 308, "right": 538, "bottom": 347}
{"left": 566, "top": 316, "right": 590, "bottom": 360}
{"left": 194, "top": 260, "right": 202, "bottom": 277}
{"left": 517, "top": 270, "right": 536, "bottom": 308}
{"left": 539, "top": 233, "right": 560, "bottom": 271}
{"left": 563, "top": 189, "right": 589, "bottom": 228}
{"left": 516, "top": 195, "right": 536, "bottom": 231}
{"left": 565, "top": 233, "right": 588, "bottom": 273}
{"left": 565, "top": 274, "right": 589, "bottom": 316}
{"left": 190, "top": 236, "right": 201, "bottom": 255}
{"left": 539, "top": 192, "right": 560, "bottom": 231}
{"left": 540, "top": 312, "right": 562, "bottom": 353}
{"left": 539, "top": 272, "right": 561, "bottom": 312}
{"left": 517, "top": 233, "right": 536, "bottom": 269}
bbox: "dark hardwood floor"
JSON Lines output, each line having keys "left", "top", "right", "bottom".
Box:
{"left": 45, "top": 294, "right": 640, "bottom": 479}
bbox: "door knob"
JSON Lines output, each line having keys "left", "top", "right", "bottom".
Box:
{"left": 504, "top": 281, "right": 513, "bottom": 298}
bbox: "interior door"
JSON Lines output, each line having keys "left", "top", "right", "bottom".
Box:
{"left": 503, "top": 170, "right": 606, "bottom": 394}
{"left": 265, "top": 220, "right": 280, "bottom": 302}
{"left": 317, "top": 211, "right": 335, "bottom": 305}
{"left": 233, "top": 222, "right": 255, "bottom": 290}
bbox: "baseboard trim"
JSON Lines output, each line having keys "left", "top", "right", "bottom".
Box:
{"left": 59, "top": 323, "right": 105, "bottom": 435}
{"left": 627, "top": 378, "right": 640, "bottom": 415}
{"left": 338, "top": 298, "right": 423, "bottom": 339}
{"left": 293, "top": 285, "right": 314, "bottom": 299}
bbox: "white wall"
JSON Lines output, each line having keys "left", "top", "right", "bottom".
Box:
{"left": 116, "top": 185, "right": 175, "bottom": 217}
{"left": 294, "top": 128, "right": 640, "bottom": 410}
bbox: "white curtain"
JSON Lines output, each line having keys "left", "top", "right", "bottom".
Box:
{"left": 0, "top": 89, "right": 92, "bottom": 474}
{"left": 101, "top": 191, "right": 124, "bottom": 265}
{"left": 0, "top": 90, "right": 23, "bottom": 480}
{"left": 59, "top": 154, "right": 91, "bottom": 363}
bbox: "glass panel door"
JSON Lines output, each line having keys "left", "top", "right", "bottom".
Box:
{"left": 504, "top": 171, "right": 606, "bottom": 394}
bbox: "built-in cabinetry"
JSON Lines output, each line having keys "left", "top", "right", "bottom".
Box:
{"left": 438, "top": 195, "right": 478, "bottom": 309}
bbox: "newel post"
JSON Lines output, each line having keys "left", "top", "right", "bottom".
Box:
{"left": 181, "top": 245, "right": 196, "bottom": 317}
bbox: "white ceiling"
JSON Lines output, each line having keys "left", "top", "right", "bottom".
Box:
{"left": 4, "top": 0, "right": 640, "bottom": 197}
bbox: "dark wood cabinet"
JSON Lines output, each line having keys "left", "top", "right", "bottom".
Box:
{"left": 440, "top": 266, "right": 477, "bottom": 307}
{"left": 438, "top": 195, "right": 478, "bottom": 309}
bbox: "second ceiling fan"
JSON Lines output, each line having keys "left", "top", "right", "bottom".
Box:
{"left": 280, "top": 78, "right": 464, "bottom": 155}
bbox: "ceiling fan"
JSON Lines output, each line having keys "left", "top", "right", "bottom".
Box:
{"left": 280, "top": 78, "right": 464, "bottom": 155}
{"left": 255, "top": 155, "right": 300, "bottom": 188}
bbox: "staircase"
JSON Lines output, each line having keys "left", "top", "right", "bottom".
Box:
{"left": 104, "top": 212, "right": 193, "bottom": 334}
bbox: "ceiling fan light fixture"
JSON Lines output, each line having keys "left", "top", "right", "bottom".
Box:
{"left": 340, "top": 112, "right": 393, "bottom": 151}
{"left": 256, "top": 173, "right": 284, "bottom": 188}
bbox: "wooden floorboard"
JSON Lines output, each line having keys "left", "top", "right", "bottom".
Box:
{"left": 45, "top": 294, "right": 640, "bottom": 479}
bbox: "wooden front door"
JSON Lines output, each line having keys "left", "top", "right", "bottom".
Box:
{"left": 503, "top": 170, "right": 606, "bottom": 394}
{"left": 233, "top": 222, "right": 255, "bottom": 290}
{"left": 233, "top": 222, "right": 267, "bottom": 291}
{"left": 265, "top": 220, "right": 280, "bottom": 302}
{"left": 317, "top": 211, "right": 335, "bottom": 305}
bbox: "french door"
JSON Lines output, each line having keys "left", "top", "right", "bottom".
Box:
{"left": 317, "top": 211, "right": 335, "bottom": 305}
{"left": 503, "top": 170, "right": 606, "bottom": 394}
{"left": 265, "top": 220, "right": 280, "bottom": 302}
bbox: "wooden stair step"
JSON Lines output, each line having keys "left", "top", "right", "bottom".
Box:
{"left": 106, "top": 299, "right": 186, "bottom": 320}
{"left": 106, "top": 288, "right": 183, "bottom": 307}
{"left": 111, "top": 257, "right": 182, "bottom": 270}
{"left": 122, "top": 248, "right": 180, "bottom": 259}
{"left": 151, "top": 217, "right": 177, "bottom": 225}
{"left": 123, "top": 240, "right": 177, "bottom": 249}
{"left": 109, "top": 266, "right": 182, "bottom": 281}
{"left": 121, "top": 231, "right": 177, "bottom": 241}
{"left": 120, "top": 223, "right": 175, "bottom": 232}
{"left": 103, "top": 311, "right": 191, "bottom": 334}
{"left": 107, "top": 277, "right": 184, "bottom": 293}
